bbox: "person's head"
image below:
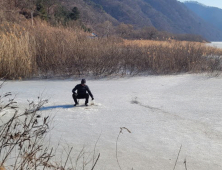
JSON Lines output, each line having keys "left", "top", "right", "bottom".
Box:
{"left": 81, "top": 79, "right": 86, "bottom": 85}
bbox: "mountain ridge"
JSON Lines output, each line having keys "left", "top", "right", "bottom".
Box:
{"left": 184, "top": 1, "right": 222, "bottom": 33}
{"left": 63, "top": 0, "right": 222, "bottom": 41}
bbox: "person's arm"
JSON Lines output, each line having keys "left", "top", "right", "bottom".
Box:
{"left": 86, "top": 86, "right": 94, "bottom": 99}
{"left": 72, "top": 85, "right": 78, "bottom": 94}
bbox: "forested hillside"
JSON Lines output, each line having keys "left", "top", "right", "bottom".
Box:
{"left": 84, "top": 0, "right": 222, "bottom": 41}
{"left": 184, "top": 1, "right": 222, "bottom": 33}
{"left": 1, "top": 0, "right": 222, "bottom": 41}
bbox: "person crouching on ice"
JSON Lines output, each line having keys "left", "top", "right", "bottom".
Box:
{"left": 72, "top": 79, "right": 94, "bottom": 106}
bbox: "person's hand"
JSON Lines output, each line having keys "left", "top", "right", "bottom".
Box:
{"left": 92, "top": 97, "right": 94, "bottom": 100}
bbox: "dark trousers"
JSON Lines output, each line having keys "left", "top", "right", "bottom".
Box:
{"left": 72, "top": 93, "right": 89, "bottom": 104}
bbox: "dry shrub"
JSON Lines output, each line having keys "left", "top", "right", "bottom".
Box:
{"left": 1, "top": 20, "right": 222, "bottom": 79}
{"left": 0, "top": 84, "right": 55, "bottom": 169}
{"left": 0, "top": 83, "right": 101, "bottom": 169}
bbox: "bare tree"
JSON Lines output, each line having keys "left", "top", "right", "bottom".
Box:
{"left": 41, "top": 0, "right": 58, "bottom": 17}
{"left": 116, "top": 23, "right": 133, "bottom": 38}
{"left": 17, "top": 0, "right": 37, "bottom": 25}
{"left": 96, "top": 20, "right": 114, "bottom": 37}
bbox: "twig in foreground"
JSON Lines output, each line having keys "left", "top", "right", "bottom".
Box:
{"left": 184, "top": 158, "right": 188, "bottom": 170}
{"left": 173, "top": 145, "right": 182, "bottom": 170}
{"left": 63, "top": 147, "right": 73, "bottom": 169}
{"left": 91, "top": 153, "right": 100, "bottom": 170}
{"left": 116, "top": 127, "right": 131, "bottom": 170}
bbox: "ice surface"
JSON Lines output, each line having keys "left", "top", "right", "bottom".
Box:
{"left": 1, "top": 74, "right": 222, "bottom": 170}
{"left": 209, "top": 42, "right": 222, "bottom": 49}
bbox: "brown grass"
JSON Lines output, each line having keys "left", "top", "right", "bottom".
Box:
{"left": 1, "top": 20, "right": 222, "bottom": 79}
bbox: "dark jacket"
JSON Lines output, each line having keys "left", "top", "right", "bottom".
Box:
{"left": 72, "top": 84, "right": 93, "bottom": 98}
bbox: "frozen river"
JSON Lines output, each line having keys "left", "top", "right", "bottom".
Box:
{"left": 209, "top": 42, "right": 222, "bottom": 49}
{"left": 1, "top": 74, "right": 222, "bottom": 170}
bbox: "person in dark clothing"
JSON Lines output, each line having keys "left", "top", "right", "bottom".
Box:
{"left": 72, "top": 79, "right": 94, "bottom": 106}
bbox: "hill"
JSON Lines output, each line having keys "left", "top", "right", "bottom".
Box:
{"left": 1, "top": 0, "right": 222, "bottom": 41}
{"left": 184, "top": 1, "right": 222, "bottom": 33}
{"left": 62, "top": 0, "right": 222, "bottom": 41}
{"left": 61, "top": 0, "right": 119, "bottom": 27}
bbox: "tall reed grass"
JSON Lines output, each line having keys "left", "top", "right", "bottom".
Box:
{"left": 0, "top": 22, "right": 36, "bottom": 78}
{"left": 1, "top": 21, "right": 222, "bottom": 79}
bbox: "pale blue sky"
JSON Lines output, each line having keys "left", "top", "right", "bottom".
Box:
{"left": 178, "top": 0, "right": 222, "bottom": 9}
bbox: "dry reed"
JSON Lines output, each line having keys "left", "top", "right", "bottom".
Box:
{"left": 1, "top": 21, "right": 222, "bottom": 79}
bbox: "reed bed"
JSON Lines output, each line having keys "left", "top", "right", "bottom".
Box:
{"left": 124, "top": 39, "right": 222, "bottom": 73}
{"left": 1, "top": 21, "right": 222, "bottom": 79}
{"left": 0, "top": 23, "right": 36, "bottom": 79}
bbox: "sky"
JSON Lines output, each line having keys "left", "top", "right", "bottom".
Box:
{"left": 178, "top": 0, "right": 222, "bottom": 9}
